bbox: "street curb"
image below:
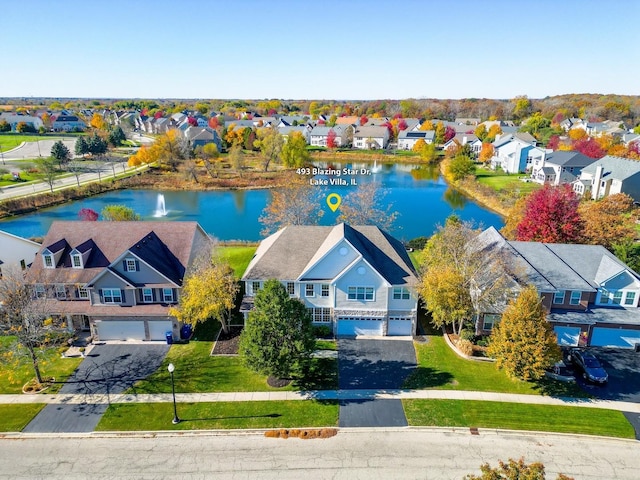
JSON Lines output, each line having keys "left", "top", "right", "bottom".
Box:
{"left": 1, "top": 426, "right": 637, "bottom": 443}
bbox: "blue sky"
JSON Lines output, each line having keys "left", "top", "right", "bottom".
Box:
{"left": 3, "top": 0, "right": 639, "bottom": 100}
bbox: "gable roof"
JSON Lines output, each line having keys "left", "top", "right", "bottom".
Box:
{"left": 580, "top": 155, "right": 640, "bottom": 181}
{"left": 353, "top": 126, "right": 389, "bottom": 139}
{"left": 543, "top": 150, "right": 596, "bottom": 168}
{"left": 26, "top": 221, "right": 209, "bottom": 286}
{"left": 242, "top": 223, "right": 417, "bottom": 286}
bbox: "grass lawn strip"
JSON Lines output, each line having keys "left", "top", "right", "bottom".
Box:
{"left": 97, "top": 400, "right": 339, "bottom": 431}
{"left": 129, "top": 341, "right": 338, "bottom": 394}
{"left": 0, "top": 336, "right": 83, "bottom": 394}
{"left": 474, "top": 169, "right": 540, "bottom": 194}
{"left": 0, "top": 404, "right": 46, "bottom": 432}
{"left": 404, "top": 335, "right": 587, "bottom": 397}
{"left": 403, "top": 399, "right": 635, "bottom": 439}
{"left": 217, "top": 246, "right": 257, "bottom": 278}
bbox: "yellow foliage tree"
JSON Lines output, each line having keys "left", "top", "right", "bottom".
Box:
{"left": 487, "top": 285, "right": 561, "bottom": 381}
{"left": 90, "top": 113, "right": 106, "bottom": 130}
{"left": 479, "top": 143, "right": 494, "bottom": 163}
{"left": 420, "top": 120, "right": 434, "bottom": 131}
{"left": 568, "top": 128, "right": 586, "bottom": 141}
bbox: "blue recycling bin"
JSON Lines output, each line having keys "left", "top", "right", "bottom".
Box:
{"left": 180, "top": 324, "right": 192, "bottom": 340}
{"left": 165, "top": 331, "right": 173, "bottom": 345}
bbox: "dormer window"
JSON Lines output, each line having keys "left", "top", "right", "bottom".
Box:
{"left": 72, "top": 254, "right": 83, "bottom": 269}
{"left": 43, "top": 254, "right": 54, "bottom": 269}
{"left": 125, "top": 258, "right": 139, "bottom": 272}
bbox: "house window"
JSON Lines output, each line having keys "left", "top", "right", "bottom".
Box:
{"left": 483, "top": 314, "right": 501, "bottom": 330}
{"left": 20, "top": 259, "right": 26, "bottom": 270}
{"left": 393, "top": 287, "right": 411, "bottom": 300}
{"left": 163, "top": 288, "right": 174, "bottom": 303}
{"left": 308, "top": 307, "right": 331, "bottom": 323}
{"left": 43, "top": 254, "right": 54, "bottom": 269}
{"left": 125, "top": 258, "right": 137, "bottom": 272}
{"left": 286, "top": 282, "right": 295, "bottom": 295}
{"left": 321, "top": 284, "right": 330, "bottom": 297}
{"left": 252, "top": 281, "right": 260, "bottom": 294}
{"left": 613, "top": 291, "right": 623, "bottom": 305}
{"left": 55, "top": 285, "right": 66, "bottom": 299}
{"left": 553, "top": 291, "right": 565, "bottom": 304}
{"left": 72, "top": 254, "right": 82, "bottom": 269}
{"left": 142, "top": 288, "right": 153, "bottom": 303}
{"left": 348, "top": 286, "right": 375, "bottom": 301}
{"left": 569, "top": 291, "right": 581, "bottom": 305}
{"left": 625, "top": 292, "right": 636, "bottom": 306}
{"left": 102, "top": 288, "right": 123, "bottom": 304}
{"left": 78, "top": 287, "right": 89, "bottom": 299}
{"left": 599, "top": 289, "right": 612, "bottom": 304}
{"left": 35, "top": 284, "right": 46, "bottom": 298}
{"left": 305, "top": 284, "right": 315, "bottom": 297}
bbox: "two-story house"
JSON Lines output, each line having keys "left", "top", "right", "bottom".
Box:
{"left": 309, "top": 125, "right": 349, "bottom": 147}
{"left": 475, "top": 227, "right": 640, "bottom": 349}
{"left": 25, "top": 221, "right": 211, "bottom": 342}
{"left": 490, "top": 134, "right": 545, "bottom": 173}
{"left": 530, "top": 150, "right": 595, "bottom": 185}
{"left": 241, "top": 223, "right": 418, "bottom": 337}
{"left": 0, "top": 229, "right": 40, "bottom": 275}
{"left": 573, "top": 155, "right": 640, "bottom": 202}
{"left": 352, "top": 126, "right": 390, "bottom": 150}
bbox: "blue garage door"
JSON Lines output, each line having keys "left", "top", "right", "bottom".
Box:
{"left": 591, "top": 327, "right": 640, "bottom": 348}
{"left": 337, "top": 317, "right": 384, "bottom": 337}
{"left": 554, "top": 326, "right": 581, "bottom": 346}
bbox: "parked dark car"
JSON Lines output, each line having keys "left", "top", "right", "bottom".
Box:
{"left": 568, "top": 348, "right": 609, "bottom": 384}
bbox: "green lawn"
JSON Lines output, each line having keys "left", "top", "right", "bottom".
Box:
{"left": 408, "top": 250, "right": 422, "bottom": 270}
{"left": 0, "top": 336, "right": 83, "bottom": 394}
{"left": 475, "top": 168, "right": 540, "bottom": 195}
{"left": 0, "top": 404, "right": 46, "bottom": 432}
{"left": 315, "top": 339, "right": 337, "bottom": 351}
{"left": 97, "top": 400, "right": 339, "bottom": 431}
{"left": 404, "top": 335, "right": 586, "bottom": 397}
{"left": 0, "top": 134, "right": 62, "bottom": 152}
{"left": 403, "top": 399, "right": 635, "bottom": 439}
{"left": 0, "top": 171, "right": 42, "bottom": 187}
{"left": 129, "top": 340, "right": 338, "bottom": 394}
{"left": 217, "top": 245, "right": 257, "bottom": 278}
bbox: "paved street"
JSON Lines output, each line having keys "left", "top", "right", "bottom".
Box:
{"left": 1, "top": 429, "right": 637, "bottom": 479}
{"left": 338, "top": 339, "right": 416, "bottom": 427}
{"left": 22, "top": 344, "right": 169, "bottom": 433}
{"left": 0, "top": 138, "right": 77, "bottom": 161}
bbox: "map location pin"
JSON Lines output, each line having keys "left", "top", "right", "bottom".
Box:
{"left": 326, "top": 193, "right": 342, "bottom": 212}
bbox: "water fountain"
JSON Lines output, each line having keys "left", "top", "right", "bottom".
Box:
{"left": 371, "top": 159, "right": 381, "bottom": 173}
{"left": 154, "top": 193, "right": 167, "bottom": 217}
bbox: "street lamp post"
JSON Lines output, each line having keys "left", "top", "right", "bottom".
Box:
{"left": 167, "top": 363, "right": 180, "bottom": 424}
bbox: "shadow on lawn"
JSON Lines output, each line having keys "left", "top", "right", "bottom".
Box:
{"left": 292, "top": 358, "right": 338, "bottom": 391}
{"left": 403, "top": 367, "right": 455, "bottom": 389}
{"left": 183, "top": 413, "right": 282, "bottom": 422}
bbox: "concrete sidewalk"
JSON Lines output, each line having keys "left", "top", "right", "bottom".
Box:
{"left": 2, "top": 389, "right": 640, "bottom": 413}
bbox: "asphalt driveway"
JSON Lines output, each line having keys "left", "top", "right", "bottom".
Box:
{"left": 338, "top": 338, "right": 416, "bottom": 427}
{"left": 23, "top": 343, "right": 170, "bottom": 433}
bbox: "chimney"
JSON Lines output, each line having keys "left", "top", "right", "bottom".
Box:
{"left": 592, "top": 165, "right": 604, "bottom": 199}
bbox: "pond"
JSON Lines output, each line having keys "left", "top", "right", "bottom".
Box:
{"left": 0, "top": 163, "right": 504, "bottom": 241}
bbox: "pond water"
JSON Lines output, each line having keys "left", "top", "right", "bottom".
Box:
{"left": 0, "top": 163, "right": 504, "bottom": 241}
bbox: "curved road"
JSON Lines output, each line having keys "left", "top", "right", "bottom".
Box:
{"left": 0, "top": 138, "right": 77, "bottom": 161}
{"left": 0, "top": 429, "right": 636, "bottom": 479}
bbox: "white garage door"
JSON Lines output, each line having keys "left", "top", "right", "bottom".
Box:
{"left": 337, "top": 317, "right": 384, "bottom": 337}
{"left": 554, "top": 326, "right": 581, "bottom": 346}
{"left": 388, "top": 317, "right": 413, "bottom": 336}
{"left": 148, "top": 321, "right": 173, "bottom": 341}
{"left": 591, "top": 327, "right": 640, "bottom": 348}
{"left": 96, "top": 321, "right": 146, "bottom": 341}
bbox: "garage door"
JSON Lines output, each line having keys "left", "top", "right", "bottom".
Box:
{"left": 148, "top": 321, "right": 173, "bottom": 341}
{"left": 388, "top": 317, "right": 413, "bottom": 336}
{"left": 96, "top": 321, "right": 146, "bottom": 341}
{"left": 554, "top": 326, "right": 581, "bottom": 346}
{"left": 591, "top": 327, "right": 640, "bottom": 348}
{"left": 337, "top": 317, "right": 384, "bottom": 337}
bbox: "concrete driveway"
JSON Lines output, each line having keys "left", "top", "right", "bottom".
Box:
{"left": 338, "top": 338, "right": 416, "bottom": 427}
{"left": 23, "top": 343, "right": 170, "bottom": 433}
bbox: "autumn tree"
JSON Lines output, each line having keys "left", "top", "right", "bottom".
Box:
{"left": 478, "top": 142, "right": 494, "bottom": 163}
{"left": 101, "top": 204, "right": 140, "bottom": 221}
{"left": 259, "top": 181, "right": 324, "bottom": 235}
{"left": 238, "top": 279, "right": 315, "bottom": 381}
{"left": 443, "top": 154, "right": 475, "bottom": 181}
{"left": 326, "top": 129, "right": 337, "bottom": 149}
{"left": 228, "top": 143, "right": 245, "bottom": 177}
{"left": 443, "top": 125, "right": 456, "bottom": 143}
{"left": 487, "top": 285, "right": 561, "bottom": 381}
{"left": 90, "top": 113, "right": 106, "bottom": 130}
{"left": 418, "top": 218, "right": 508, "bottom": 335}
{"left": 50, "top": 140, "right": 70, "bottom": 165}
{"left": 281, "top": 131, "right": 310, "bottom": 168}
{"left": 414, "top": 140, "right": 438, "bottom": 163}
{"left": 515, "top": 184, "right": 583, "bottom": 243}
{"left": 255, "top": 128, "right": 284, "bottom": 172}
{"left": 0, "top": 267, "right": 68, "bottom": 386}
{"left": 168, "top": 253, "right": 238, "bottom": 334}
{"left": 434, "top": 121, "right": 446, "bottom": 144}
{"left": 579, "top": 193, "right": 638, "bottom": 250}
{"left": 195, "top": 143, "right": 221, "bottom": 179}
{"left": 337, "top": 182, "right": 398, "bottom": 231}
{"left": 78, "top": 208, "right": 99, "bottom": 221}
{"left": 486, "top": 124, "right": 502, "bottom": 142}
{"left": 512, "top": 95, "right": 533, "bottom": 122}
{"left": 474, "top": 124, "right": 487, "bottom": 141}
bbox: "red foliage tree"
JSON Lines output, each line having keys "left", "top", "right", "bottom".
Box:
{"left": 326, "top": 129, "right": 337, "bottom": 149}
{"left": 392, "top": 113, "right": 403, "bottom": 120}
{"left": 153, "top": 110, "right": 164, "bottom": 119}
{"left": 573, "top": 137, "right": 605, "bottom": 159}
{"left": 359, "top": 115, "right": 368, "bottom": 126}
{"left": 546, "top": 135, "right": 560, "bottom": 150}
{"left": 382, "top": 121, "right": 394, "bottom": 136}
{"left": 187, "top": 116, "right": 198, "bottom": 127}
{"left": 516, "top": 184, "right": 583, "bottom": 243}
{"left": 78, "top": 208, "right": 99, "bottom": 221}
{"left": 208, "top": 117, "right": 219, "bottom": 129}
{"left": 397, "top": 119, "right": 408, "bottom": 131}
{"left": 317, "top": 118, "right": 326, "bottom": 125}
{"left": 444, "top": 126, "right": 456, "bottom": 143}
